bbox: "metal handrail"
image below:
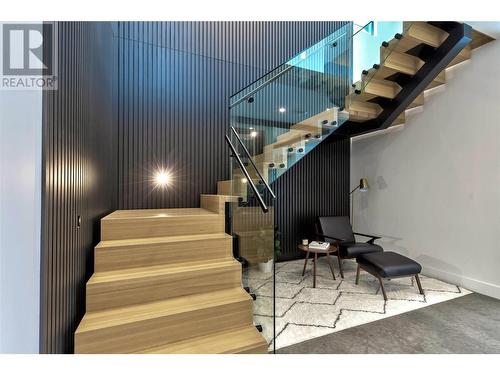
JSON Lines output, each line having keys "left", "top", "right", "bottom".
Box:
{"left": 224, "top": 135, "right": 269, "bottom": 214}
{"left": 230, "top": 126, "right": 276, "bottom": 199}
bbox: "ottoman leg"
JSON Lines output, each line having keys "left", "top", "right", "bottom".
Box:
{"left": 377, "top": 277, "right": 388, "bottom": 301}
{"left": 355, "top": 264, "right": 360, "bottom": 285}
{"left": 415, "top": 274, "right": 424, "bottom": 295}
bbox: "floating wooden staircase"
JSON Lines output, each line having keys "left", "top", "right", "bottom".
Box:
{"left": 242, "top": 22, "right": 494, "bottom": 183}
{"left": 75, "top": 195, "right": 268, "bottom": 354}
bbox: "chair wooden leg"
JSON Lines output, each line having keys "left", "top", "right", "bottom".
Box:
{"left": 355, "top": 264, "right": 361, "bottom": 285}
{"left": 378, "top": 277, "right": 388, "bottom": 301}
{"left": 325, "top": 251, "right": 336, "bottom": 280}
{"left": 415, "top": 274, "right": 424, "bottom": 295}
{"left": 313, "top": 253, "right": 318, "bottom": 288}
{"left": 337, "top": 255, "right": 344, "bottom": 279}
{"left": 302, "top": 251, "right": 310, "bottom": 276}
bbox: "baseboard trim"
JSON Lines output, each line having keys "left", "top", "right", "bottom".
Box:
{"left": 422, "top": 265, "right": 500, "bottom": 300}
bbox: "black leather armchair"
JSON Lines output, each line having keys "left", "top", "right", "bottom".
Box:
{"left": 316, "top": 216, "right": 383, "bottom": 278}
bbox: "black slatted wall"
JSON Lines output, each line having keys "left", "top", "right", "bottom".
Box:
{"left": 115, "top": 22, "right": 346, "bottom": 209}
{"left": 40, "top": 22, "right": 116, "bottom": 354}
{"left": 273, "top": 137, "right": 350, "bottom": 261}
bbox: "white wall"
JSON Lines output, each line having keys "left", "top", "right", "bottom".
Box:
{"left": 0, "top": 25, "right": 42, "bottom": 353}
{"left": 350, "top": 38, "right": 500, "bottom": 299}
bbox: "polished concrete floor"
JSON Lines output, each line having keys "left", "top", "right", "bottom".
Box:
{"left": 277, "top": 293, "right": 500, "bottom": 354}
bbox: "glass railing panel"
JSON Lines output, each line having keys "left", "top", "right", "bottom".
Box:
{"left": 353, "top": 22, "right": 415, "bottom": 92}
{"left": 230, "top": 22, "right": 353, "bottom": 186}
{"left": 228, "top": 131, "right": 276, "bottom": 353}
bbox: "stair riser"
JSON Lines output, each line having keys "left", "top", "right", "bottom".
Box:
{"left": 95, "top": 237, "right": 233, "bottom": 272}
{"left": 75, "top": 300, "right": 253, "bottom": 353}
{"left": 101, "top": 215, "right": 225, "bottom": 240}
{"left": 86, "top": 263, "right": 242, "bottom": 311}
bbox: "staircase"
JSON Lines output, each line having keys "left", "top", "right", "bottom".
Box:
{"left": 227, "top": 22, "right": 494, "bottom": 186}
{"left": 75, "top": 21, "right": 494, "bottom": 354}
{"left": 75, "top": 195, "right": 268, "bottom": 354}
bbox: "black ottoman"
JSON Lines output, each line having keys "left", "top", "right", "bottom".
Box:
{"left": 356, "top": 251, "right": 424, "bottom": 301}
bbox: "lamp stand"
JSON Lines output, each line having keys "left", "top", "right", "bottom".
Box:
{"left": 349, "top": 185, "right": 360, "bottom": 229}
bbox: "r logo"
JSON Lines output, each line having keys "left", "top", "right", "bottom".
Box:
{"left": 2, "top": 24, "right": 53, "bottom": 76}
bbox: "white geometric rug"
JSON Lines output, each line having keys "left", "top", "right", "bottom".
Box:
{"left": 243, "top": 257, "right": 471, "bottom": 351}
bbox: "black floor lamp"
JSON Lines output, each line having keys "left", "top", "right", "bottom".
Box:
{"left": 349, "top": 178, "right": 369, "bottom": 229}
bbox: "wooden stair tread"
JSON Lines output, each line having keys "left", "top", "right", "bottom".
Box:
{"left": 103, "top": 207, "right": 219, "bottom": 220}
{"left": 135, "top": 325, "right": 267, "bottom": 354}
{"left": 403, "top": 22, "right": 449, "bottom": 48}
{"left": 89, "top": 258, "right": 239, "bottom": 284}
{"left": 76, "top": 287, "right": 250, "bottom": 333}
{"left": 96, "top": 232, "right": 232, "bottom": 248}
{"left": 234, "top": 229, "right": 274, "bottom": 236}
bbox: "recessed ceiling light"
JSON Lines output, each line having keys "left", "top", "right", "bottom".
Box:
{"left": 279, "top": 107, "right": 286, "bottom": 113}
{"left": 250, "top": 131, "right": 258, "bottom": 137}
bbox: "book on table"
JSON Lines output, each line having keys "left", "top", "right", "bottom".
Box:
{"left": 308, "top": 241, "right": 330, "bottom": 250}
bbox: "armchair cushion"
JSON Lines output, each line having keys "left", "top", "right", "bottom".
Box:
{"left": 339, "top": 242, "right": 383, "bottom": 258}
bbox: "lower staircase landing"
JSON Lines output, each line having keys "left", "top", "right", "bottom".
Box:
{"left": 75, "top": 194, "right": 267, "bottom": 354}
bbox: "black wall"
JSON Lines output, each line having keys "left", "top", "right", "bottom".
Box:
{"left": 40, "top": 22, "right": 116, "bottom": 354}
{"left": 273, "top": 137, "right": 350, "bottom": 261}
{"left": 115, "top": 22, "right": 346, "bottom": 209}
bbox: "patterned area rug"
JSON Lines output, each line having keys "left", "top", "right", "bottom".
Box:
{"left": 243, "top": 257, "right": 471, "bottom": 351}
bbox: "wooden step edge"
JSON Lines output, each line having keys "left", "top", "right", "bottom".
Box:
{"left": 383, "top": 51, "right": 424, "bottom": 76}
{"left": 76, "top": 287, "right": 251, "bottom": 334}
{"left": 86, "top": 259, "right": 242, "bottom": 312}
{"left": 88, "top": 258, "right": 240, "bottom": 285}
{"left": 95, "top": 232, "right": 232, "bottom": 249}
{"left": 405, "top": 22, "right": 449, "bottom": 48}
{"left": 200, "top": 194, "right": 239, "bottom": 214}
{"left": 102, "top": 208, "right": 220, "bottom": 221}
{"left": 134, "top": 325, "right": 268, "bottom": 354}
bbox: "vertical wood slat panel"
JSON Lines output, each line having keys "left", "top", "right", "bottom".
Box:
{"left": 40, "top": 22, "right": 116, "bottom": 354}
{"left": 116, "top": 21, "right": 345, "bottom": 210}
{"left": 273, "top": 138, "right": 350, "bottom": 261}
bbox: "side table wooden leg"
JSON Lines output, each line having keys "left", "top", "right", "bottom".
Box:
{"left": 313, "top": 253, "right": 317, "bottom": 288}
{"left": 325, "top": 251, "right": 336, "bottom": 280}
{"left": 302, "top": 251, "right": 310, "bottom": 276}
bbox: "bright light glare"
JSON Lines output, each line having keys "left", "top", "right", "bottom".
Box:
{"left": 154, "top": 169, "right": 172, "bottom": 188}
{"left": 250, "top": 131, "right": 258, "bottom": 137}
{"left": 279, "top": 107, "right": 286, "bottom": 113}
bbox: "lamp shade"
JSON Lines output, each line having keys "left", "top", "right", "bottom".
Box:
{"left": 359, "top": 178, "right": 369, "bottom": 192}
